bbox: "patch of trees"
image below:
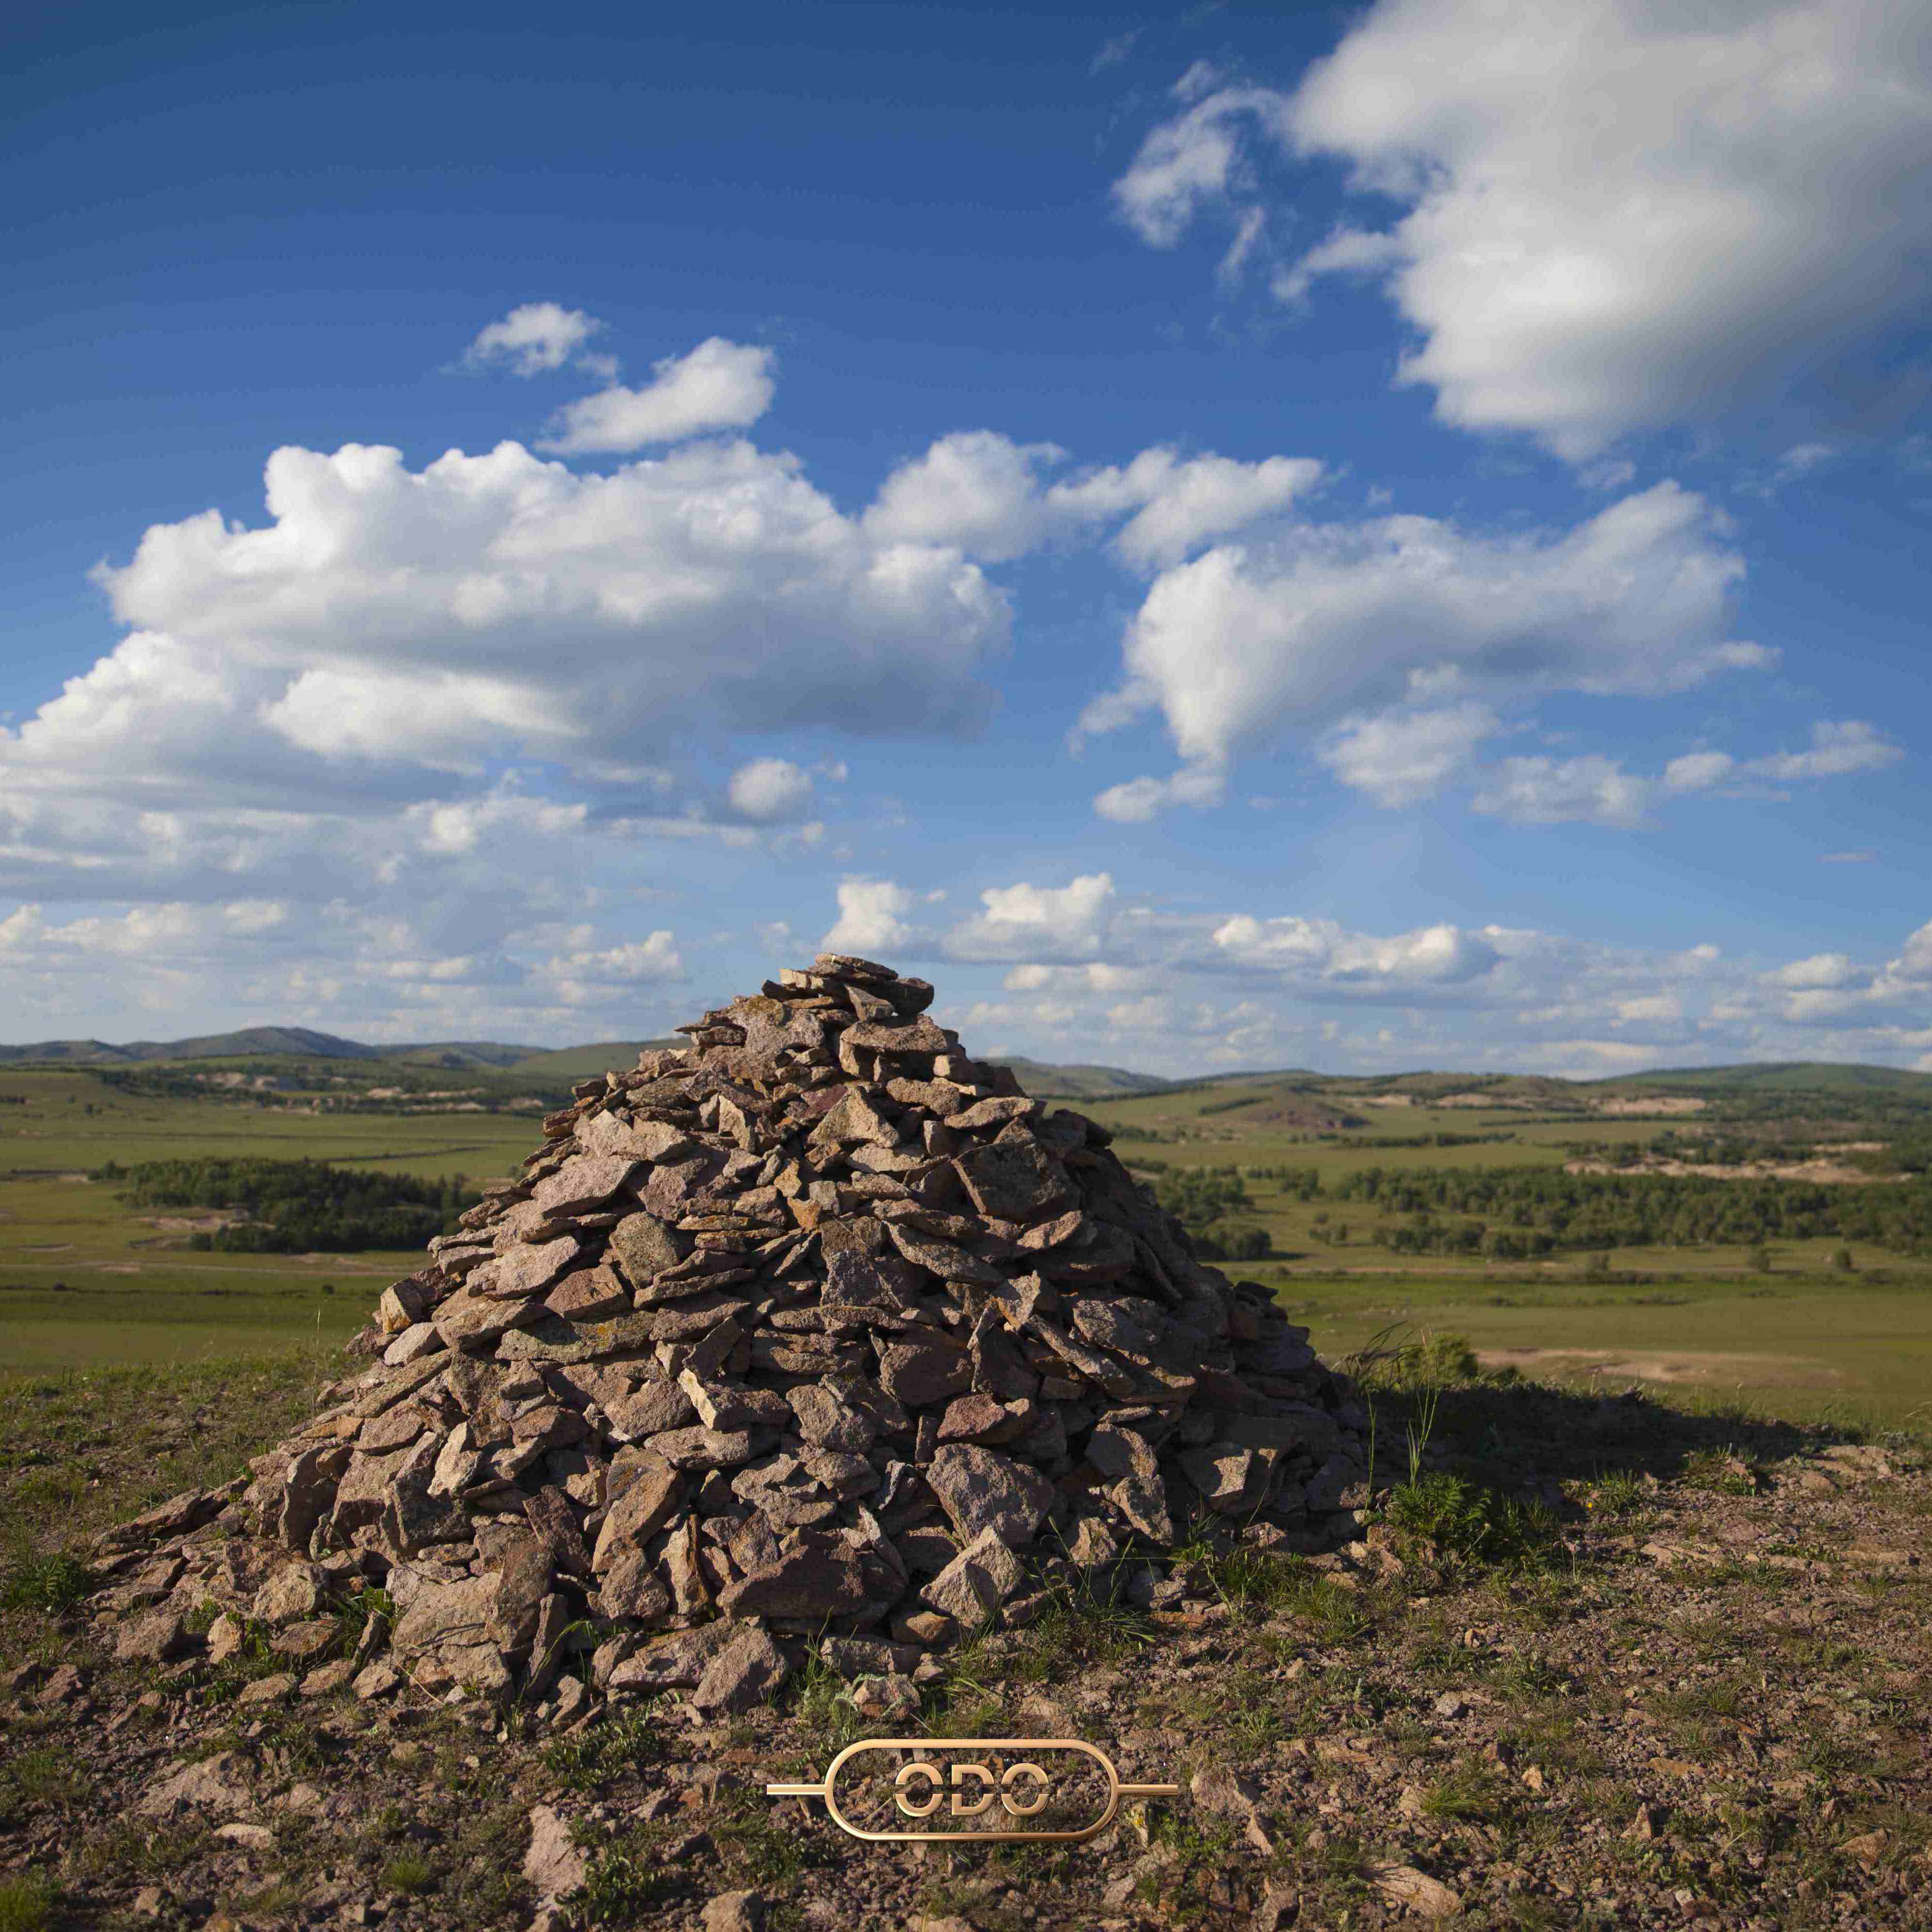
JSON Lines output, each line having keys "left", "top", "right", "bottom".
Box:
{"left": 1142, "top": 1164, "right": 1274, "bottom": 1262}
{"left": 1335, "top": 1131, "right": 1519, "bottom": 1151}
{"left": 95, "top": 1068, "right": 212, "bottom": 1100}
{"left": 91, "top": 1157, "right": 480, "bottom": 1252}
{"left": 1327, "top": 1164, "right": 1932, "bottom": 1259}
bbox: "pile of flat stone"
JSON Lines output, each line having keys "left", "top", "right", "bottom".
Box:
{"left": 94, "top": 956, "right": 1370, "bottom": 1717}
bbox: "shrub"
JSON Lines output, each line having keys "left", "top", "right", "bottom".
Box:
{"left": 0, "top": 1873, "right": 56, "bottom": 1932}
{"left": 1, "top": 1552, "right": 97, "bottom": 1613}
{"left": 1386, "top": 1472, "right": 1555, "bottom": 1569}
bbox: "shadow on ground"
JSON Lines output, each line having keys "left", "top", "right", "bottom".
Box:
{"left": 1365, "top": 1369, "right": 1879, "bottom": 1495}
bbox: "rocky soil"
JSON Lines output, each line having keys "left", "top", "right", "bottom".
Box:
{"left": 5, "top": 1366, "right": 1928, "bottom": 1931}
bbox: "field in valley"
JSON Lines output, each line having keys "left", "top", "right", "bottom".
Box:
{"left": 0, "top": 1067, "right": 534, "bottom": 1370}
{"left": 4, "top": 1057, "right": 1930, "bottom": 1431}
{"left": 1080, "top": 1072, "right": 1932, "bottom": 1431}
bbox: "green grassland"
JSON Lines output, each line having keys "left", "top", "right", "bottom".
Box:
{"left": 1081, "top": 1072, "right": 1932, "bottom": 1431}
{"left": 4, "top": 1058, "right": 1931, "bottom": 1430}
{"left": 0, "top": 1067, "right": 535, "bottom": 1371}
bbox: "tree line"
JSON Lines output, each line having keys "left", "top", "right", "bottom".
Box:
{"left": 1127, "top": 1154, "right": 1932, "bottom": 1261}
{"left": 91, "top": 1157, "right": 480, "bottom": 1253}
{"left": 1323, "top": 1164, "right": 1932, "bottom": 1259}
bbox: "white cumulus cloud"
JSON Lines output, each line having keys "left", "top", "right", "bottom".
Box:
{"left": 1117, "top": 0, "right": 1932, "bottom": 460}
{"left": 946, "top": 874, "right": 1118, "bottom": 963}
{"left": 1471, "top": 755, "right": 1653, "bottom": 829}
{"left": 863, "top": 433, "right": 1322, "bottom": 569}
{"left": 726, "top": 758, "right": 815, "bottom": 822}
{"left": 863, "top": 431, "right": 1067, "bottom": 562}
{"left": 539, "top": 338, "right": 778, "bottom": 455}
{"left": 1316, "top": 703, "right": 1498, "bottom": 807}
{"left": 1753, "top": 720, "right": 1904, "bottom": 782}
{"left": 822, "top": 880, "right": 922, "bottom": 958}
{"left": 42, "top": 436, "right": 1004, "bottom": 813}
{"left": 1213, "top": 913, "right": 1501, "bottom": 986}
{"left": 1081, "top": 480, "right": 1763, "bottom": 816}
{"left": 461, "top": 302, "right": 609, "bottom": 377}
{"left": 1048, "top": 448, "right": 1325, "bottom": 568}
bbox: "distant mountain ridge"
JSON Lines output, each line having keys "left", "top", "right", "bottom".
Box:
{"left": 3, "top": 1027, "right": 1929, "bottom": 1102}
{"left": 0, "top": 1027, "right": 1172, "bottom": 1094}
{"left": 986, "top": 1056, "right": 1180, "bottom": 1099}
{"left": 0, "top": 1027, "right": 671, "bottom": 1069}
{"left": 0, "top": 1026, "right": 392, "bottom": 1065}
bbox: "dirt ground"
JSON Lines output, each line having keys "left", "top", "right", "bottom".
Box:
{"left": 1474, "top": 1349, "right": 1851, "bottom": 1392}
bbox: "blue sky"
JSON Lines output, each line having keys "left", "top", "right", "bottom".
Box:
{"left": 3, "top": 0, "right": 1928, "bottom": 1076}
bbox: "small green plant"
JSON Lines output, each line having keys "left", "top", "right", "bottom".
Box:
{"left": 788, "top": 1651, "right": 869, "bottom": 1754}
{"left": 0, "top": 1872, "right": 56, "bottom": 1932}
{"left": 1652, "top": 1678, "right": 1748, "bottom": 1723}
{"left": 1347, "top": 1324, "right": 1478, "bottom": 1396}
{"left": 1386, "top": 1472, "right": 1555, "bottom": 1569}
{"left": 3, "top": 1748, "right": 91, "bottom": 1808}
{"left": 233, "top": 1878, "right": 305, "bottom": 1915}
{"left": 1195, "top": 1546, "right": 1309, "bottom": 1613}
{"left": 380, "top": 1855, "right": 436, "bottom": 1895}
{"left": 331, "top": 1584, "right": 394, "bottom": 1657}
{"left": 570, "top": 1836, "right": 675, "bottom": 1920}
{"left": 1406, "top": 1383, "right": 1441, "bottom": 1484}
{"left": 1585, "top": 1470, "right": 1648, "bottom": 1518}
{"left": 1420, "top": 1763, "right": 1507, "bottom": 1823}
{"left": 1262, "top": 1569, "right": 1371, "bottom": 1644}
{"left": 0, "top": 1552, "right": 97, "bottom": 1613}
{"left": 713, "top": 1788, "right": 831, "bottom": 1886}
{"left": 540, "top": 1701, "right": 663, "bottom": 1792}
{"left": 1681, "top": 1446, "right": 1761, "bottom": 1496}
{"left": 1008, "top": 1561, "right": 1151, "bottom": 1681}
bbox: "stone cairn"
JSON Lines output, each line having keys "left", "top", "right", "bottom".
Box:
{"left": 97, "top": 955, "right": 1370, "bottom": 1720}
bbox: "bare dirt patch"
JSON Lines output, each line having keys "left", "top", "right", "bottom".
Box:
{"left": 142, "top": 1213, "right": 249, "bottom": 1235}
{"left": 1477, "top": 1345, "right": 1849, "bottom": 1390}
{"left": 1592, "top": 1096, "right": 1709, "bottom": 1116}
{"left": 1563, "top": 1155, "right": 1904, "bottom": 1184}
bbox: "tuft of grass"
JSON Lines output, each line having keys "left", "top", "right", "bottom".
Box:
{"left": 331, "top": 1584, "right": 394, "bottom": 1658}
{"left": 1006, "top": 1565, "right": 1152, "bottom": 1682}
{"left": 1584, "top": 1469, "right": 1648, "bottom": 1518}
{"left": 1261, "top": 1570, "right": 1372, "bottom": 1645}
{"left": 540, "top": 1701, "right": 664, "bottom": 1792}
{"left": 3, "top": 1748, "right": 90, "bottom": 1809}
{"left": 1420, "top": 1763, "right": 1509, "bottom": 1823}
{"left": 0, "top": 1552, "right": 97, "bottom": 1614}
{"left": 1652, "top": 1678, "right": 1748, "bottom": 1723}
{"left": 1681, "top": 1446, "right": 1762, "bottom": 1495}
{"left": 1385, "top": 1471, "right": 1557, "bottom": 1569}
{"left": 380, "top": 1855, "right": 437, "bottom": 1895}
{"left": 1190, "top": 1545, "right": 1314, "bottom": 1614}
{"left": 233, "top": 1878, "right": 305, "bottom": 1915}
{"left": 1349, "top": 1328, "right": 1480, "bottom": 1396}
{"left": 786, "top": 1651, "right": 870, "bottom": 1754}
{"left": 570, "top": 1836, "right": 677, "bottom": 1921}
{"left": 0, "top": 1873, "right": 56, "bottom": 1932}
{"left": 713, "top": 1789, "right": 834, "bottom": 1887}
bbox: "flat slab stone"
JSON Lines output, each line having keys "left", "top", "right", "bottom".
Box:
{"left": 532, "top": 1155, "right": 641, "bottom": 1218}
{"left": 925, "top": 1443, "right": 1054, "bottom": 1549}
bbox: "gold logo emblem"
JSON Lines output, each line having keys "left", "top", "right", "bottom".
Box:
{"left": 766, "top": 1737, "right": 1179, "bottom": 1844}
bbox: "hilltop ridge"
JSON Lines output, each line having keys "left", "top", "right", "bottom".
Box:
{"left": 5, "top": 1025, "right": 1932, "bottom": 1105}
